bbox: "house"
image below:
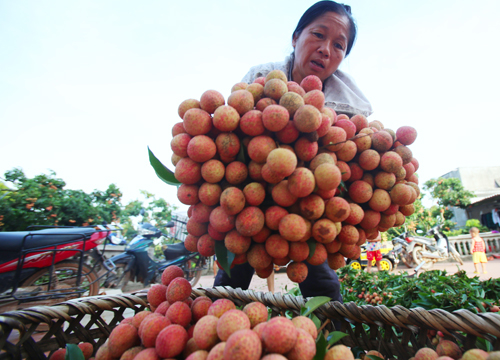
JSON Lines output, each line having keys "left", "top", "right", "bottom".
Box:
{"left": 441, "top": 166, "right": 500, "bottom": 228}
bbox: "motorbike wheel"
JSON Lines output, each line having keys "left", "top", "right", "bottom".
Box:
{"left": 111, "top": 262, "right": 132, "bottom": 292}
{"left": 182, "top": 257, "right": 204, "bottom": 287}
{"left": 412, "top": 246, "right": 434, "bottom": 270}
{"left": 400, "top": 249, "right": 416, "bottom": 268}
{"left": 20, "top": 260, "right": 100, "bottom": 298}
{"left": 349, "top": 260, "right": 362, "bottom": 270}
{"left": 450, "top": 247, "right": 464, "bottom": 265}
{"left": 379, "top": 259, "right": 393, "bottom": 272}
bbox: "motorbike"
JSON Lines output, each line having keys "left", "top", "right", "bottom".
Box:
{"left": 103, "top": 219, "right": 206, "bottom": 292}
{"left": 107, "top": 232, "right": 128, "bottom": 246}
{"left": 405, "top": 223, "right": 464, "bottom": 270}
{"left": 0, "top": 224, "right": 117, "bottom": 312}
{"left": 391, "top": 231, "right": 417, "bottom": 268}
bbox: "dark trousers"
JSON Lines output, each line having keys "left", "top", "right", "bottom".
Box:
{"left": 214, "top": 260, "right": 343, "bottom": 303}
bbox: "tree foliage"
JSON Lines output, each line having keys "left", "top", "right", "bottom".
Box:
{"left": 0, "top": 169, "right": 178, "bottom": 234}
{"left": 424, "top": 177, "right": 474, "bottom": 212}
{"left": 120, "top": 190, "right": 178, "bottom": 238}
{"left": 0, "top": 168, "right": 121, "bottom": 231}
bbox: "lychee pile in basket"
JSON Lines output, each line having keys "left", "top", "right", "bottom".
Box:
{"left": 94, "top": 265, "right": 318, "bottom": 360}
{"left": 172, "top": 71, "right": 420, "bottom": 282}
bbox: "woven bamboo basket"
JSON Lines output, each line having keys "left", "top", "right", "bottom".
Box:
{"left": 0, "top": 286, "right": 499, "bottom": 360}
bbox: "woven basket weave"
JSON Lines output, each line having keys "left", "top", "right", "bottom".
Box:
{"left": 0, "top": 286, "right": 499, "bottom": 360}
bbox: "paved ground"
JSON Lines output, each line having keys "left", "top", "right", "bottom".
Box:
{"left": 104, "top": 257, "right": 499, "bottom": 297}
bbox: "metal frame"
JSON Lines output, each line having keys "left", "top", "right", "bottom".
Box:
{"left": 0, "top": 225, "right": 121, "bottom": 304}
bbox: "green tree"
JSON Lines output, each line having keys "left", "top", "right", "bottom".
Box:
{"left": 423, "top": 177, "right": 474, "bottom": 233}
{"left": 0, "top": 168, "right": 122, "bottom": 231}
{"left": 424, "top": 177, "right": 474, "bottom": 215}
{"left": 119, "top": 191, "right": 178, "bottom": 239}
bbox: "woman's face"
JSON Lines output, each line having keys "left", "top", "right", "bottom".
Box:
{"left": 292, "top": 11, "right": 350, "bottom": 85}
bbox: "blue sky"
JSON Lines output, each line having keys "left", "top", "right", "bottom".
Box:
{"left": 1, "top": 0, "right": 499, "bottom": 213}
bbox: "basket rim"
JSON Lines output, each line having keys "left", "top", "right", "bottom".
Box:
{"left": 1, "top": 286, "right": 499, "bottom": 336}
{"left": 1, "top": 286, "right": 499, "bottom": 360}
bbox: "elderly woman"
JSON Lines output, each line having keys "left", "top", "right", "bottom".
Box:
{"left": 243, "top": 1, "right": 372, "bottom": 117}
{"left": 214, "top": 1, "right": 373, "bottom": 303}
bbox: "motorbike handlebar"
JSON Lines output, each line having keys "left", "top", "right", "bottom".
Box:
{"left": 165, "top": 221, "right": 175, "bottom": 228}
{"left": 426, "top": 223, "right": 442, "bottom": 235}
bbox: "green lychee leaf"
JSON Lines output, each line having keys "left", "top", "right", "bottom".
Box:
{"left": 310, "top": 313, "right": 321, "bottom": 329}
{"left": 65, "top": 344, "right": 85, "bottom": 360}
{"left": 307, "top": 239, "right": 316, "bottom": 260}
{"left": 301, "top": 296, "right": 331, "bottom": 316}
{"left": 338, "top": 180, "right": 348, "bottom": 197}
{"left": 148, "top": 146, "right": 181, "bottom": 186}
{"left": 313, "top": 333, "right": 328, "bottom": 360}
{"left": 327, "top": 331, "right": 349, "bottom": 346}
{"left": 366, "top": 356, "right": 384, "bottom": 360}
{"left": 214, "top": 241, "right": 235, "bottom": 278}
{"left": 237, "top": 141, "right": 246, "bottom": 164}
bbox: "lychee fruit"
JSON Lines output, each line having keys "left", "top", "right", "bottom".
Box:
{"left": 156, "top": 324, "right": 189, "bottom": 359}
{"left": 223, "top": 329, "right": 262, "bottom": 360}
{"left": 261, "top": 317, "right": 298, "bottom": 354}
{"left": 200, "top": 90, "right": 225, "bottom": 114}
{"left": 220, "top": 187, "right": 245, "bottom": 216}
{"left": 300, "top": 75, "right": 322, "bottom": 92}
{"left": 147, "top": 284, "right": 167, "bottom": 308}
{"left": 262, "top": 104, "right": 290, "bottom": 132}
{"left": 279, "top": 91, "right": 305, "bottom": 117}
{"left": 294, "top": 105, "right": 322, "bottom": 133}
{"left": 396, "top": 126, "right": 417, "bottom": 145}
{"left": 178, "top": 99, "right": 201, "bottom": 119}
{"left": 266, "top": 148, "right": 298, "bottom": 178}
{"left": 242, "top": 302, "right": 268, "bottom": 329}
{"left": 225, "top": 229, "right": 252, "bottom": 255}
{"left": 166, "top": 277, "right": 192, "bottom": 303}
{"left": 217, "top": 309, "right": 251, "bottom": 341}
{"left": 108, "top": 323, "right": 139, "bottom": 358}
{"left": 285, "top": 328, "right": 316, "bottom": 360}
{"left": 235, "top": 206, "right": 265, "bottom": 237}
{"left": 324, "top": 344, "right": 354, "bottom": 360}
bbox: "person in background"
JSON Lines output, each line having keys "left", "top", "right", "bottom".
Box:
{"left": 214, "top": 0, "right": 372, "bottom": 305}
{"left": 470, "top": 227, "right": 488, "bottom": 274}
{"left": 213, "top": 255, "right": 218, "bottom": 277}
{"left": 266, "top": 264, "right": 282, "bottom": 293}
{"left": 366, "top": 232, "right": 382, "bottom": 272}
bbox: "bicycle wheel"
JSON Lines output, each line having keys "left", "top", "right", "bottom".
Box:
{"left": 21, "top": 260, "right": 100, "bottom": 298}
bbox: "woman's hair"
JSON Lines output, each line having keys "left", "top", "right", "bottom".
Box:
{"left": 470, "top": 227, "right": 479, "bottom": 235}
{"left": 292, "top": 1, "right": 357, "bottom": 56}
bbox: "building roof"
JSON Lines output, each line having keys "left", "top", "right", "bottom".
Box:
{"left": 469, "top": 193, "right": 500, "bottom": 207}
{"left": 441, "top": 166, "right": 500, "bottom": 203}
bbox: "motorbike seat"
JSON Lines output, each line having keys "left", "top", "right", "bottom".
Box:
{"left": 163, "top": 242, "right": 192, "bottom": 260}
{"left": 0, "top": 228, "right": 96, "bottom": 264}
